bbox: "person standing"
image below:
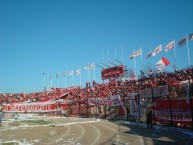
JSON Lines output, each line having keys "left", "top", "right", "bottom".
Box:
{"left": 146, "top": 107, "right": 153, "bottom": 128}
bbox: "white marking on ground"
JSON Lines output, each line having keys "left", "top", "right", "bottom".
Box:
{"left": 86, "top": 123, "right": 101, "bottom": 145}
{"left": 74, "top": 124, "right": 86, "bottom": 143}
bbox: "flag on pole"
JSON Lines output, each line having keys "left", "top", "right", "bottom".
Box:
{"left": 63, "top": 72, "right": 66, "bottom": 77}
{"left": 90, "top": 63, "right": 95, "bottom": 70}
{"left": 129, "top": 49, "right": 142, "bottom": 59}
{"left": 56, "top": 73, "right": 59, "bottom": 78}
{"left": 76, "top": 69, "right": 81, "bottom": 75}
{"left": 129, "top": 52, "right": 135, "bottom": 59}
{"left": 152, "top": 45, "right": 162, "bottom": 56}
{"left": 190, "top": 33, "right": 193, "bottom": 41}
{"left": 134, "top": 49, "right": 142, "bottom": 57}
{"left": 50, "top": 74, "right": 52, "bottom": 80}
{"left": 178, "top": 36, "right": 187, "bottom": 47}
{"left": 165, "top": 40, "right": 175, "bottom": 52}
{"left": 155, "top": 57, "right": 170, "bottom": 72}
{"left": 84, "top": 65, "right": 89, "bottom": 71}
{"left": 146, "top": 52, "right": 151, "bottom": 59}
{"left": 69, "top": 70, "right": 73, "bottom": 76}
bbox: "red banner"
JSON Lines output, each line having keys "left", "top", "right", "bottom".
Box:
{"left": 154, "top": 99, "right": 193, "bottom": 126}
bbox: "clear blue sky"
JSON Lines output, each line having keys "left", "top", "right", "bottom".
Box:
{"left": 0, "top": 0, "right": 193, "bottom": 93}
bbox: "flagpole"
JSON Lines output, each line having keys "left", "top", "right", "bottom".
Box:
{"left": 88, "top": 63, "right": 90, "bottom": 82}
{"left": 133, "top": 49, "right": 136, "bottom": 76}
{"left": 50, "top": 74, "right": 52, "bottom": 88}
{"left": 140, "top": 47, "right": 143, "bottom": 74}
{"left": 94, "top": 66, "right": 95, "bottom": 81}
{"left": 115, "top": 48, "right": 117, "bottom": 60}
{"left": 80, "top": 72, "right": 81, "bottom": 86}
{"left": 72, "top": 72, "right": 74, "bottom": 86}
{"left": 57, "top": 72, "right": 59, "bottom": 87}
{"left": 173, "top": 40, "right": 176, "bottom": 58}
{"left": 65, "top": 75, "right": 66, "bottom": 88}
{"left": 186, "top": 34, "right": 191, "bottom": 66}
{"left": 108, "top": 49, "right": 110, "bottom": 66}
{"left": 103, "top": 51, "right": 105, "bottom": 64}
{"left": 42, "top": 72, "right": 45, "bottom": 91}
{"left": 121, "top": 45, "right": 124, "bottom": 64}
{"left": 93, "top": 62, "right": 96, "bottom": 81}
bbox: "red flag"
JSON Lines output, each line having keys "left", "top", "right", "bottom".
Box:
{"left": 161, "top": 57, "right": 170, "bottom": 66}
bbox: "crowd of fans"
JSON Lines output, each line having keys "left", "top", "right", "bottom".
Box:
{"left": 0, "top": 68, "right": 193, "bottom": 105}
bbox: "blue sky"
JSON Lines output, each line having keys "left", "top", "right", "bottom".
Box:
{"left": 0, "top": 0, "right": 193, "bottom": 93}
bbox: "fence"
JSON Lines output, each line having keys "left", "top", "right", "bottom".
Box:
{"left": 1, "top": 79, "right": 193, "bottom": 128}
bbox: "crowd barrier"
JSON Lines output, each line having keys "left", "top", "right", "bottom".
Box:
{"left": 1, "top": 79, "right": 193, "bottom": 128}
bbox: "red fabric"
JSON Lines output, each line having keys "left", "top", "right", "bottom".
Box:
{"left": 161, "top": 57, "right": 170, "bottom": 66}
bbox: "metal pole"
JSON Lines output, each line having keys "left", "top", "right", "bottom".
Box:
{"left": 168, "top": 85, "right": 173, "bottom": 125}
{"left": 151, "top": 86, "right": 155, "bottom": 124}
{"left": 188, "top": 79, "right": 193, "bottom": 128}
{"left": 138, "top": 94, "right": 141, "bottom": 122}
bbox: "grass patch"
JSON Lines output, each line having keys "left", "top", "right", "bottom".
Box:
{"left": 0, "top": 142, "right": 19, "bottom": 145}
{"left": 21, "top": 120, "right": 51, "bottom": 125}
{"left": 8, "top": 122, "right": 21, "bottom": 127}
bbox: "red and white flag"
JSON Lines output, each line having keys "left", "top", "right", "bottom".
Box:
{"left": 155, "top": 57, "right": 170, "bottom": 72}
{"left": 152, "top": 45, "right": 162, "bottom": 56}
{"left": 165, "top": 40, "right": 175, "bottom": 52}
{"left": 129, "top": 52, "right": 135, "bottom": 59}
{"left": 134, "top": 49, "right": 142, "bottom": 57}
{"left": 69, "top": 70, "right": 73, "bottom": 76}
{"left": 129, "top": 49, "right": 142, "bottom": 59}
{"left": 84, "top": 65, "right": 89, "bottom": 71}
{"left": 76, "top": 69, "right": 81, "bottom": 75}
{"left": 90, "top": 63, "right": 95, "bottom": 70}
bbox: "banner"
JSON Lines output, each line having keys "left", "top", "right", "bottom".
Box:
{"left": 88, "top": 95, "right": 123, "bottom": 106}
{"left": 2, "top": 102, "right": 57, "bottom": 113}
{"left": 170, "top": 80, "right": 192, "bottom": 103}
{"left": 129, "top": 93, "right": 144, "bottom": 119}
{"left": 140, "top": 89, "right": 152, "bottom": 99}
{"left": 154, "top": 99, "right": 193, "bottom": 126}
{"left": 153, "top": 85, "right": 168, "bottom": 98}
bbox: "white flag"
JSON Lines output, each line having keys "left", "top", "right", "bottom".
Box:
{"left": 152, "top": 44, "right": 162, "bottom": 56}
{"left": 69, "top": 70, "right": 73, "bottom": 76}
{"left": 134, "top": 49, "right": 142, "bottom": 57}
{"left": 165, "top": 40, "right": 175, "bottom": 52}
{"left": 84, "top": 65, "right": 89, "bottom": 71}
{"left": 76, "top": 69, "right": 81, "bottom": 75}
{"left": 90, "top": 63, "right": 95, "bottom": 70}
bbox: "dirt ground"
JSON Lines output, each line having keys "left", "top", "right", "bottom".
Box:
{"left": 1, "top": 114, "right": 193, "bottom": 145}
{"left": 1, "top": 115, "right": 146, "bottom": 145}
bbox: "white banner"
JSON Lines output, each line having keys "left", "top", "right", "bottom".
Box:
{"left": 88, "top": 95, "right": 123, "bottom": 106}
{"left": 130, "top": 93, "right": 141, "bottom": 118}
